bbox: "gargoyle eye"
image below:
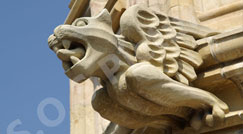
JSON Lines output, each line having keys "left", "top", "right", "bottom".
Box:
{"left": 75, "top": 20, "right": 88, "bottom": 27}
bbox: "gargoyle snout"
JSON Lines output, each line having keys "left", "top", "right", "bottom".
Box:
{"left": 53, "top": 25, "right": 78, "bottom": 39}
{"left": 48, "top": 34, "right": 61, "bottom": 53}
{"left": 53, "top": 25, "right": 66, "bottom": 38}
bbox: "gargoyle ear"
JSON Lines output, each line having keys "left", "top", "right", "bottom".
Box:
{"left": 95, "top": 9, "right": 112, "bottom": 27}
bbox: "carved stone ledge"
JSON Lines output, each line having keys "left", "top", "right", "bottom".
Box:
{"left": 173, "top": 110, "right": 243, "bottom": 134}
{"left": 197, "top": 1, "right": 243, "bottom": 22}
{"left": 197, "top": 28, "right": 243, "bottom": 71}
{"left": 200, "top": 110, "right": 243, "bottom": 133}
{"left": 194, "top": 58, "right": 243, "bottom": 93}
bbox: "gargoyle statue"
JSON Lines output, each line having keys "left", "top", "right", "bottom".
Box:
{"left": 48, "top": 5, "right": 229, "bottom": 131}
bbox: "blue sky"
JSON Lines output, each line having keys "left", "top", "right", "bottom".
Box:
{"left": 0, "top": 0, "right": 71, "bottom": 133}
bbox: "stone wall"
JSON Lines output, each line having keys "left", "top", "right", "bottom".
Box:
{"left": 70, "top": 79, "right": 110, "bottom": 134}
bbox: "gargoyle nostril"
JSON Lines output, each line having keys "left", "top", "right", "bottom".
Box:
{"left": 48, "top": 34, "right": 64, "bottom": 53}
{"left": 48, "top": 34, "right": 56, "bottom": 45}
{"left": 53, "top": 25, "right": 72, "bottom": 38}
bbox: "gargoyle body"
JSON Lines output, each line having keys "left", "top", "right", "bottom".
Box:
{"left": 48, "top": 5, "right": 229, "bottom": 131}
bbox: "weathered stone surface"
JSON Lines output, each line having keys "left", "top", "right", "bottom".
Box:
{"left": 48, "top": 4, "right": 235, "bottom": 133}
{"left": 70, "top": 79, "right": 110, "bottom": 134}
{"left": 195, "top": 0, "right": 243, "bottom": 32}
{"left": 48, "top": 0, "right": 243, "bottom": 133}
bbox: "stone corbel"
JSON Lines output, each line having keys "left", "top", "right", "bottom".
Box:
{"left": 197, "top": 28, "right": 243, "bottom": 70}
{"left": 177, "top": 110, "right": 243, "bottom": 134}
{"left": 221, "top": 60, "right": 243, "bottom": 96}
{"left": 194, "top": 28, "right": 243, "bottom": 94}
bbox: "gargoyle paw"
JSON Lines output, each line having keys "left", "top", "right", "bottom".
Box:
{"left": 204, "top": 103, "right": 229, "bottom": 127}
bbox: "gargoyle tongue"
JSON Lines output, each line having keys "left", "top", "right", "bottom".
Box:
{"left": 56, "top": 45, "right": 85, "bottom": 72}
{"left": 56, "top": 47, "right": 85, "bottom": 61}
{"left": 70, "top": 56, "right": 80, "bottom": 65}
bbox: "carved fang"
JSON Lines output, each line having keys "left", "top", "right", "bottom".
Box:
{"left": 62, "top": 40, "right": 71, "bottom": 49}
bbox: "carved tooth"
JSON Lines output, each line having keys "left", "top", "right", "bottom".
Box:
{"left": 62, "top": 40, "right": 71, "bottom": 49}
{"left": 53, "top": 46, "right": 59, "bottom": 53}
{"left": 70, "top": 56, "right": 80, "bottom": 65}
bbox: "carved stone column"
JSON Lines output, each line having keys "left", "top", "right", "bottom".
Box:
{"left": 69, "top": 1, "right": 110, "bottom": 134}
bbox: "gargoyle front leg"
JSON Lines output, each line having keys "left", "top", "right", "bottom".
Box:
{"left": 91, "top": 87, "right": 182, "bottom": 129}
{"left": 125, "top": 62, "right": 229, "bottom": 127}
{"left": 92, "top": 87, "right": 150, "bottom": 129}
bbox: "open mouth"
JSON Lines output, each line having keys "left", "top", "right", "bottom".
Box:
{"left": 55, "top": 39, "right": 86, "bottom": 72}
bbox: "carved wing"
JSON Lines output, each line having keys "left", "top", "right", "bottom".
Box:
{"left": 120, "top": 5, "right": 217, "bottom": 85}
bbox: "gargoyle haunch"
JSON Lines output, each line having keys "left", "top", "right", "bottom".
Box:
{"left": 48, "top": 5, "right": 229, "bottom": 130}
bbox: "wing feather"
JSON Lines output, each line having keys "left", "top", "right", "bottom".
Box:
{"left": 174, "top": 72, "right": 189, "bottom": 85}
{"left": 177, "top": 59, "right": 197, "bottom": 81}
{"left": 169, "top": 17, "right": 219, "bottom": 39}
{"left": 120, "top": 5, "right": 204, "bottom": 84}
{"left": 176, "top": 33, "right": 197, "bottom": 49}
{"left": 162, "top": 40, "right": 180, "bottom": 58}
{"left": 180, "top": 47, "right": 203, "bottom": 68}
{"left": 164, "top": 58, "right": 179, "bottom": 77}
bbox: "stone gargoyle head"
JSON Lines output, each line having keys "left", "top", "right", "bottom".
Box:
{"left": 48, "top": 10, "right": 118, "bottom": 83}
